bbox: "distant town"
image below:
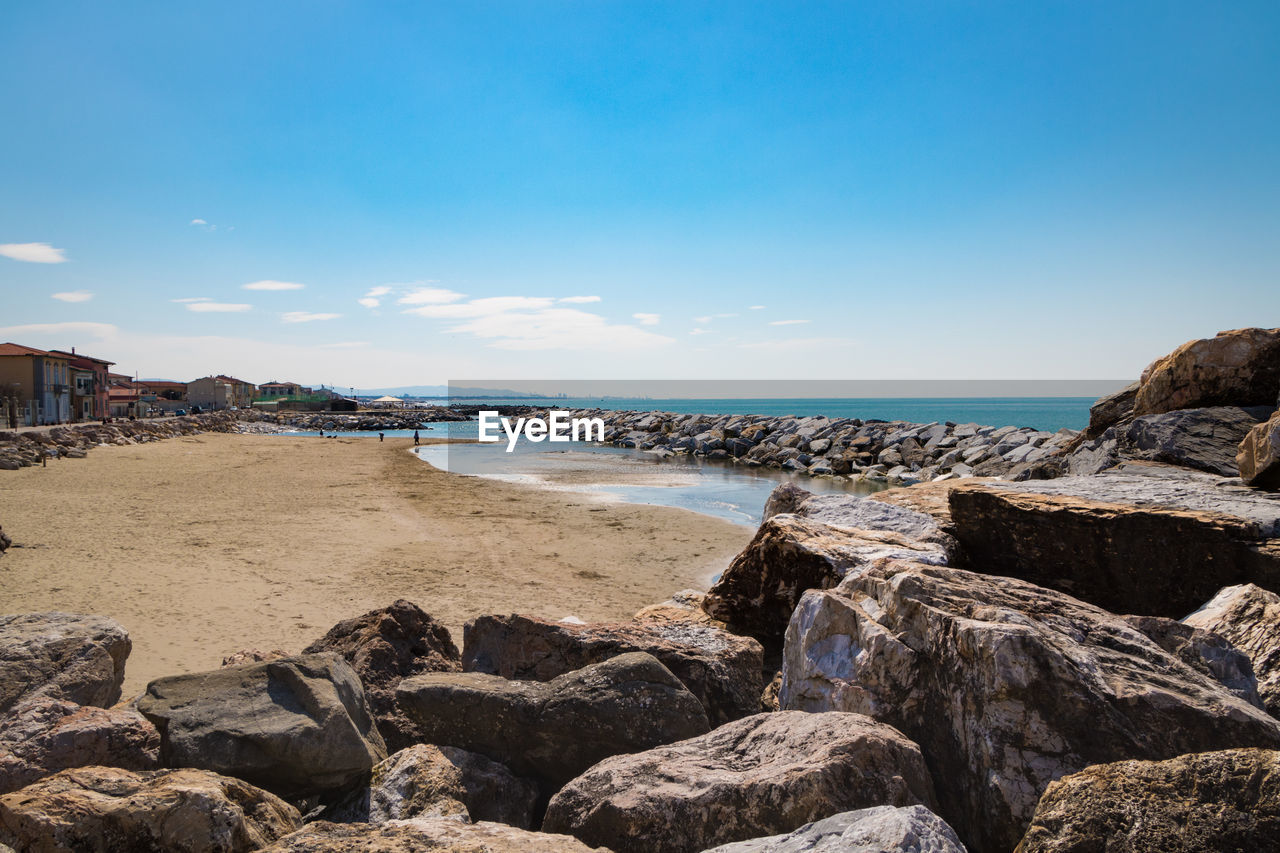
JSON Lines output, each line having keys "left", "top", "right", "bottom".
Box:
{"left": 0, "top": 340, "right": 368, "bottom": 428}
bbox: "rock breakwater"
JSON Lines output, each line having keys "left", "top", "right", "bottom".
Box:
{"left": 0, "top": 412, "right": 242, "bottom": 471}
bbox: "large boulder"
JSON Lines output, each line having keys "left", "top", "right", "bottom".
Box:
{"left": 702, "top": 515, "right": 946, "bottom": 648}
{"left": 1016, "top": 749, "right": 1280, "bottom": 853}
{"left": 302, "top": 600, "right": 461, "bottom": 753}
{"left": 780, "top": 489, "right": 957, "bottom": 554}
{"left": 0, "top": 766, "right": 301, "bottom": 853}
{"left": 462, "top": 614, "right": 763, "bottom": 725}
{"left": 0, "top": 613, "right": 131, "bottom": 715}
{"left": 781, "top": 561, "right": 1280, "bottom": 853}
{"left": 1117, "top": 406, "right": 1270, "bottom": 476}
{"left": 1084, "top": 381, "right": 1140, "bottom": 438}
{"left": 1185, "top": 583, "right": 1280, "bottom": 717}
{"left": 396, "top": 652, "right": 709, "bottom": 794}
{"left": 328, "top": 744, "right": 538, "bottom": 828}
{"left": 136, "top": 654, "right": 387, "bottom": 799}
{"left": 946, "top": 467, "right": 1280, "bottom": 617}
{"left": 702, "top": 805, "right": 966, "bottom": 853}
{"left": 261, "top": 817, "right": 609, "bottom": 852}
{"left": 0, "top": 699, "right": 160, "bottom": 795}
{"left": 1134, "top": 327, "right": 1280, "bottom": 416}
{"left": 543, "top": 711, "right": 937, "bottom": 853}
{"left": 1240, "top": 410, "right": 1280, "bottom": 489}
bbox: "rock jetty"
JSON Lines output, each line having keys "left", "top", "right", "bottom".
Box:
{"left": 0, "top": 412, "right": 242, "bottom": 471}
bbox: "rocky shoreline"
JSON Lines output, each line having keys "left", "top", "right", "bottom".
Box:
{"left": 3, "top": 327, "right": 1280, "bottom": 852}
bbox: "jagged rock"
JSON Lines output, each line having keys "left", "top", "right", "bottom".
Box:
{"left": 702, "top": 515, "right": 946, "bottom": 648}
{"left": 947, "top": 468, "right": 1280, "bottom": 617}
{"left": 1015, "top": 749, "right": 1280, "bottom": 853}
{"left": 781, "top": 561, "right": 1280, "bottom": 853}
{"left": 462, "top": 614, "right": 763, "bottom": 725}
{"left": 773, "top": 486, "right": 956, "bottom": 554}
{"left": 396, "top": 652, "right": 709, "bottom": 794}
{"left": 1118, "top": 406, "right": 1270, "bottom": 476}
{"left": 0, "top": 766, "right": 301, "bottom": 852}
{"left": 0, "top": 699, "right": 160, "bottom": 795}
{"left": 702, "top": 805, "right": 966, "bottom": 853}
{"left": 1185, "top": 583, "right": 1280, "bottom": 717}
{"left": 1122, "top": 615, "right": 1263, "bottom": 706}
{"left": 0, "top": 613, "right": 131, "bottom": 715}
{"left": 261, "top": 817, "right": 609, "bottom": 852}
{"left": 1085, "top": 380, "right": 1140, "bottom": 437}
{"left": 633, "top": 589, "right": 725, "bottom": 628}
{"left": 1135, "top": 327, "right": 1280, "bottom": 416}
{"left": 327, "top": 744, "right": 538, "bottom": 828}
{"left": 220, "top": 648, "right": 287, "bottom": 666}
{"left": 136, "top": 654, "right": 387, "bottom": 799}
{"left": 762, "top": 483, "right": 813, "bottom": 519}
{"left": 543, "top": 711, "right": 937, "bottom": 853}
{"left": 1240, "top": 410, "right": 1280, "bottom": 489}
{"left": 303, "top": 600, "right": 461, "bottom": 752}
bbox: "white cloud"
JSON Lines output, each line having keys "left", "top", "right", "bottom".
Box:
{"left": 404, "top": 296, "right": 555, "bottom": 319}
{"left": 357, "top": 298, "right": 380, "bottom": 308}
{"left": 447, "top": 307, "right": 674, "bottom": 351}
{"left": 189, "top": 219, "right": 207, "bottom": 226}
{"left": 243, "top": 280, "right": 305, "bottom": 291}
{"left": 0, "top": 242, "right": 67, "bottom": 263}
{"left": 690, "top": 328, "right": 710, "bottom": 336}
{"left": 633, "top": 313, "right": 661, "bottom": 325}
{"left": 52, "top": 290, "right": 93, "bottom": 303}
{"left": 281, "top": 311, "right": 341, "bottom": 323}
{"left": 368, "top": 286, "right": 391, "bottom": 297}
{"left": 186, "top": 302, "right": 252, "bottom": 313}
{"left": 695, "top": 316, "right": 712, "bottom": 325}
{"left": 769, "top": 319, "right": 810, "bottom": 326}
{"left": 172, "top": 297, "right": 212, "bottom": 304}
{"left": 559, "top": 296, "right": 601, "bottom": 304}
{"left": 749, "top": 305, "right": 766, "bottom": 310}
{"left": 398, "top": 286, "right": 465, "bottom": 305}
{"left": 358, "top": 285, "right": 393, "bottom": 309}
{"left": 0, "top": 321, "right": 118, "bottom": 340}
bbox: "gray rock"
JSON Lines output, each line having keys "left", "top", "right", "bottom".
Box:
{"left": 1118, "top": 406, "right": 1269, "bottom": 476}
{"left": 396, "top": 652, "right": 710, "bottom": 794}
{"left": 1185, "top": 583, "right": 1280, "bottom": 718}
{"left": 1122, "top": 615, "right": 1263, "bottom": 707}
{"left": 1086, "top": 380, "right": 1139, "bottom": 437}
{"left": 0, "top": 613, "right": 131, "bottom": 715}
{"left": 701, "top": 805, "right": 966, "bottom": 853}
{"left": 136, "top": 654, "right": 387, "bottom": 798}
{"left": 544, "top": 711, "right": 938, "bottom": 853}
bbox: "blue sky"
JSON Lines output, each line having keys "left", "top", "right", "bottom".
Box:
{"left": 2, "top": 1, "right": 1277, "bottom": 386}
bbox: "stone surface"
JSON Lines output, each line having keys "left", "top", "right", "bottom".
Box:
{"left": 702, "top": 514, "right": 946, "bottom": 647}
{"left": 261, "top": 817, "right": 609, "bottom": 852}
{"left": 633, "top": 589, "right": 726, "bottom": 628}
{"left": 702, "top": 805, "right": 966, "bottom": 853}
{"left": 543, "top": 711, "right": 937, "bottom": 853}
{"left": 947, "top": 468, "right": 1280, "bottom": 616}
{"left": 0, "top": 613, "right": 131, "bottom": 715}
{"left": 0, "top": 699, "right": 160, "bottom": 795}
{"left": 328, "top": 744, "right": 538, "bottom": 828}
{"left": 1016, "top": 749, "right": 1280, "bottom": 853}
{"left": 1185, "top": 583, "right": 1280, "bottom": 718}
{"left": 1085, "top": 380, "right": 1139, "bottom": 437}
{"left": 1118, "top": 406, "right": 1270, "bottom": 476}
{"left": 0, "top": 766, "right": 301, "bottom": 853}
{"left": 1240, "top": 410, "right": 1280, "bottom": 490}
{"left": 1135, "top": 327, "right": 1280, "bottom": 416}
{"left": 303, "top": 599, "right": 461, "bottom": 752}
{"left": 462, "top": 614, "right": 763, "bottom": 725}
{"left": 1122, "top": 615, "right": 1263, "bottom": 707}
{"left": 136, "top": 653, "right": 387, "bottom": 798}
{"left": 220, "top": 648, "right": 287, "bottom": 667}
{"left": 781, "top": 561, "right": 1280, "bottom": 853}
{"left": 397, "top": 652, "right": 709, "bottom": 794}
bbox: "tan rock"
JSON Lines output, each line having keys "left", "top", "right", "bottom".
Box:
{"left": 1240, "top": 410, "right": 1280, "bottom": 489}
{"left": 1135, "top": 327, "right": 1280, "bottom": 416}
{"left": 633, "top": 589, "right": 725, "bottom": 628}
{"left": 262, "top": 817, "right": 610, "bottom": 852}
{"left": 1185, "top": 583, "right": 1280, "bottom": 718}
{"left": 0, "top": 613, "right": 131, "bottom": 715}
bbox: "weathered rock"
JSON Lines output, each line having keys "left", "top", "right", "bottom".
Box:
{"left": 1118, "top": 406, "right": 1270, "bottom": 475}
{"left": 397, "top": 652, "right": 709, "bottom": 794}
{"left": 633, "top": 589, "right": 726, "bottom": 628}
{"left": 303, "top": 600, "right": 461, "bottom": 752}
{"left": 543, "top": 711, "right": 937, "bottom": 853}
{"left": 776, "top": 486, "right": 956, "bottom": 554}
{"left": 947, "top": 468, "right": 1280, "bottom": 617}
{"left": 1240, "top": 409, "right": 1280, "bottom": 489}
{"left": 327, "top": 743, "right": 538, "bottom": 828}
{"left": 781, "top": 561, "right": 1280, "bottom": 853}
{"left": 0, "top": 766, "right": 301, "bottom": 852}
{"left": 261, "top": 817, "right": 609, "bottom": 852}
{"left": 1135, "top": 327, "right": 1280, "bottom": 416}
{"left": 702, "top": 515, "right": 946, "bottom": 647}
{"left": 1122, "top": 615, "right": 1263, "bottom": 706}
{"left": 1085, "top": 380, "right": 1139, "bottom": 437}
{"left": 462, "top": 614, "right": 763, "bottom": 725}
{"left": 702, "top": 805, "right": 966, "bottom": 853}
{"left": 220, "top": 648, "right": 287, "bottom": 667}
{"left": 136, "top": 653, "right": 387, "bottom": 799}
{"left": 0, "top": 699, "right": 160, "bottom": 795}
{"left": 0, "top": 525, "right": 10, "bottom": 555}
{"left": 1185, "top": 583, "right": 1280, "bottom": 717}
{"left": 762, "top": 482, "right": 813, "bottom": 520}
{"left": 0, "top": 613, "right": 131, "bottom": 715}
{"left": 1015, "top": 749, "right": 1280, "bottom": 853}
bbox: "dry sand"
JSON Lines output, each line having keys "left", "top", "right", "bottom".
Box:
{"left": 0, "top": 433, "right": 751, "bottom": 695}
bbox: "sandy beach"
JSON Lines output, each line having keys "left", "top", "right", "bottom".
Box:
{"left": 0, "top": 433, "right": 751, "bottom": 696}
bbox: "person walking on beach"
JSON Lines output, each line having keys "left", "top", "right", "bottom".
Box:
{"left": 413, "top": 430, "right": 420, "bottom": 446}
{"left": 379, "top": 431, "right": 384, "bottom": 442}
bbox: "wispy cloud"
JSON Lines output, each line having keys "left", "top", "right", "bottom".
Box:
{"left": 559, "top": 296, "right": 601, "bottom": 304}
{"left": 172, "top": 297, "right": 212, "bottom": 304}
{"left": 398, "top": 286, "right": 465, "bottom": 305}
{"left": 319, "top": 341, "right": 370, "bottom": 348}
{"left": 52, "top": 290, "right": 93, "bottom": 303}
{"left": 358, "top": 285, "right": 392, "bottom": 308}
{"left": 190, "top": 219, "right": 207, "bottom": 226}
{"left": 0, "top": 242, "right": 67, "bottom": 263}
{"left": 690, "top": 328, "right": 710, "bottom": 336}
{"left": 0, "top": 321, "right": 117, "bottom": 339}
{"left": 739, "top": 337, "right": 856, "bottom": 351}
{"left": 281, "top": 311, "right": 341, "bottom": 323}
{"left": 769, "top": 319, "right": 810, "bottom": 326}
{"left": 403, "top": 296, "right": 555, "bottom": 319}
{"left": 447, "top": 307, "right": 674, "bottom": 351}
{"left": 633, "top": 313, "right": 661, "bottom": 325}
{"left": 186, "top": 302, "right": 252, "bottom": 313}
{"left": 243, "top": 280, "right": 305, "bottom": 291}
{"left": 749, "top": 305, "right": 766, "bottom": 310}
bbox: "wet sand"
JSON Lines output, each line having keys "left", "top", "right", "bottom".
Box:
{"left": 0, "top": 434, "right": 751, "bottom": 695}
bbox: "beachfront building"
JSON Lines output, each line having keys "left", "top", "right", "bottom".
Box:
{"left": 214, "top": 375, "right": 256, "bottom": 408}
{"left": 0, "top": 343, "right": 72, "bottom": 426}
{"left": 257, "top": 381, "right": 305, "bottom": 400}
{"left": 50, "top": 349, "right": 115, "bottom": 422}
{"left": 187, "top": 376, "right": 232, "bottom": 410}
{"left": 139, "top": 380, "right": 188, "bottom": 413}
